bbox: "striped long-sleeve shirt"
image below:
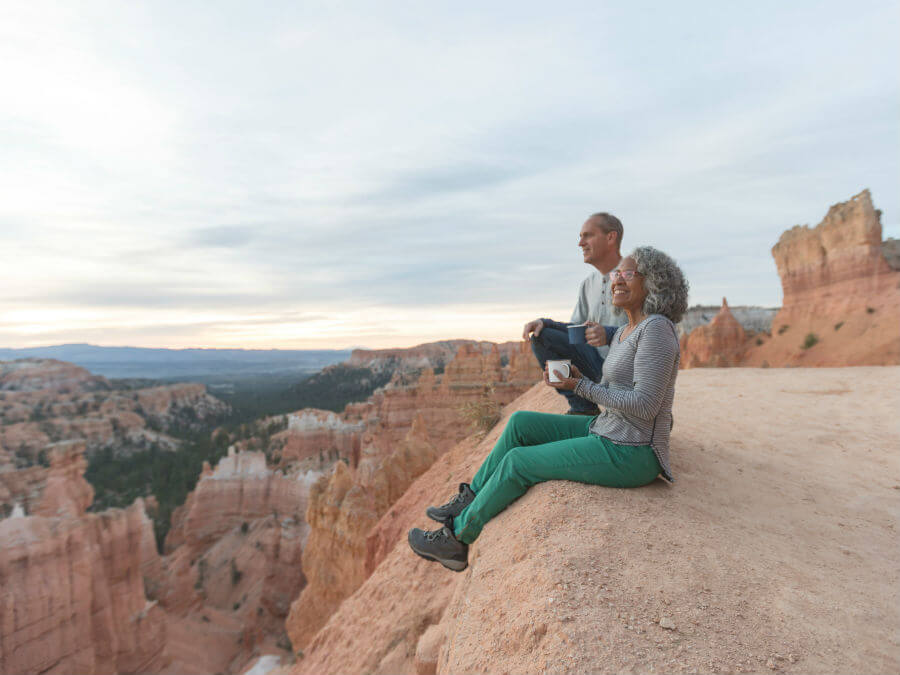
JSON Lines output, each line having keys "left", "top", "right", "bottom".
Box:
{"left": 573, "top": 314, "right": 680, "bottom": 482}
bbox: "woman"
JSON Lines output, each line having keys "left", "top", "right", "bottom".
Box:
{"left": 408, "top": 246, "right": 688, "bottom": 572}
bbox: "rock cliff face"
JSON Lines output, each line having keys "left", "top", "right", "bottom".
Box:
{"left": 0, "top": 441, "right": 167, "bottom": 675}
{"left": 165, "top": 448, "right": 319, "bottom": 553}
{"left": 157, "top": 448, "right": 321, "bottom": 673}
{"left": 288, "top": 368, "right": 900, "bottom": 675}
{"left": 745, "top": 190, "right": 900, "bottom": 366}
{"left": 0, "top": 440, "right": 94, "bottom": 518}
{"left": 680, "top": 191, "right": 899, "bottom": 368}
{"left": 680, "top": 298, "right": 749, "bottom": 368}
{"left": 277, "top": 409, "right": 363, "bottom": 467}
{"left": 349, "top": 340, "right": 482, "bottom": 372}
{"left": 284, "top": 341, "right": 541, "bottom": 649}
{"left": 348, "top": 340, "right": 533, "bottom": 374}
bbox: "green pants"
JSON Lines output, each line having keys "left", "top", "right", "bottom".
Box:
{"left": 454, "top": 410, "right": 661, "bottom": 544}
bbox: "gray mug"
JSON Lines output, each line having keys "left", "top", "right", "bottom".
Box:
{"left": 567, "top": 324, "right": 587, "bottom": 344}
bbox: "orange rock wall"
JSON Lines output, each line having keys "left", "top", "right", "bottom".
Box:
{"left": 746, "top": 190, "right": 900, "bottom": 366}
{"left": 0, "top": 441, "right": 94, "bottom": 518}
{"left": 680, "top": 191, "right": 899, "bottom": 368}
{"left": 157, "top": 450, "right": 321, "bottom": 672}
{"left": 285, "top": 343, "right": 541, "bottom": 649}
{"left": 0, "top": 499, "right": 167, "bottom": 675}
{"left": 278, "top": 409, "right": 362, "bottom": 466}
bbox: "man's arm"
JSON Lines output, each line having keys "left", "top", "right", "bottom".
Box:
{"left": 522, "top": 318, "right": 571, "bottom": 339}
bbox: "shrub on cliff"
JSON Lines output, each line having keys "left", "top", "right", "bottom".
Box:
{"left": 458, "top": 386, "right": 501, "bottom": 435}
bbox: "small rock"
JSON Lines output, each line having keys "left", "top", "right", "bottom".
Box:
{"left": 788, "top": 654, "right": 797, "bottom": 664}
{"left": 659, "top": 617, "right": 676, "bottom": 630}
{"left": 767, "top": 659, "right": 778, "bottom": 670}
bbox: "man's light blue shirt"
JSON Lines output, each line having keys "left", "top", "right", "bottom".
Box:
{"left": 569, "top": 270, "right": 627, "bottom": 359}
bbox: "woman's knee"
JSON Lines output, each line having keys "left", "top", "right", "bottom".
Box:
{"left": 507, "top": 410, "right": 541, "bottom": 428}
{"left": 498, "top": 447, "right": 536, "bottom": 485}
{"left": 505, "top": 410, "right": 529, "bottom": 436}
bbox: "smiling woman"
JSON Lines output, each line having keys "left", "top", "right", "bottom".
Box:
{"left": 408, "top": 246, "right": 689, "bottom": 572}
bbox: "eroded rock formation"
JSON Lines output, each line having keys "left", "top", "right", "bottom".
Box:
{"left": 679, "top": 191, "right": 899, "bottom": 368}
{"left": 277, "top": 409, "right": 363, "bottom": 467}
{"left": 0, "top": 441, "right": 167, "bottom": 675}
{"left": 157, "top": 448, "right": 322, "bottom": 673}
{"left": 0, "top": 359, "right": 229, "bottom": 469}
{"left": 680, "top": 298, "right": 749, "bottom": 368}
{"left": 745, "top": 189, "right": 900, "bottom": 366}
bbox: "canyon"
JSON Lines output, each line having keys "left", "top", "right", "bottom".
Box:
{"left": 0, "top": 341, "right": 542, "bottom": 674}
{"left": 2, "top": 190, "right": 898, "bottom": 674}
{"left": 0, "top": 359, "right": 229, "bottom": 476}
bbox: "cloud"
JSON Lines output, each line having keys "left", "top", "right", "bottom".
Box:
{"left": 186, "top": 225, "right": 257, "bottom": 249}
{"left": 0, "top": 0, "right": 897, "bottom": 348}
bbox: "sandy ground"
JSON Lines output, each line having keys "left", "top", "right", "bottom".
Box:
{"left": 287, "top": 367, "right": 900, "bottom": 675}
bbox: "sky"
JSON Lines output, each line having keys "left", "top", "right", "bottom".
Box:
{"left": 1, "top": 0, "right": 898, "bottom": 350}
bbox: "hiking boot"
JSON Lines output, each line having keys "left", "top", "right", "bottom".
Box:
{"left": 408, "top": 525, "right": 468, "bottom": 572}
{"left": 426, "top": 483, "right": 476, "bottom": 523}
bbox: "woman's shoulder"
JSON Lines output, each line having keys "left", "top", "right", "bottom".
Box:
{"left": 636, "top": 315, "right": 679, "bottom": 342}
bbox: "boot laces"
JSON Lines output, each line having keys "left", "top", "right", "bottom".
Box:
{"left": 439, "top": 490, "right": 464, "bottom": 510}
{"left": 424, "top": 527, "right": 449, "bottom": 543}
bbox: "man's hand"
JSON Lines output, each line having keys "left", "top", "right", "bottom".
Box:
{"left": 543, "top": 363, "right": 583, "bottom": 391}
{"left": 585, "top": 321, "right": 607, "bottom": 347}
{"left": 523, "top": 318, "right": 544, "bottom": 340}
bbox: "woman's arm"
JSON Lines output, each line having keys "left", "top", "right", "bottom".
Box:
{"left": 573, "top": 318, "right": 678, "bottom": 420}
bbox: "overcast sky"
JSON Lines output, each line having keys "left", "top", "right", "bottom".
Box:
{"left": 2, "top": 1, "right": 897, "bottom": 349}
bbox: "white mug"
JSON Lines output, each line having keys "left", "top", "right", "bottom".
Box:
{"left": 547, "top": 359, "right": 571, "bottom": 383}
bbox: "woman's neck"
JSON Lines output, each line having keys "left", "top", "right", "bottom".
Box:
{"left": 624, "top": 307, "right": 647, "bottom": 328}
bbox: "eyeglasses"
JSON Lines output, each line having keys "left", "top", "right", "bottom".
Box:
{"left": 609, "top": 269, "right": 640, "bottom": 281}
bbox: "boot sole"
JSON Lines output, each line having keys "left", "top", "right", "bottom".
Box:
{"left": 408, "top": 540, "right": 468, "bottom": 572}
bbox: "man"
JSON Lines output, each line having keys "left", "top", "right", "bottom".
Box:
{"left": 522, "top": 212, "right": 626, "bottom": 415}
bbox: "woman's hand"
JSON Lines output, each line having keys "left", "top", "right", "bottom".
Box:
{"left": 584, "top": 321, "right": 607, "bottom": 347}
{"left": 543, "top": 363, "right": 582, "bottom": 391}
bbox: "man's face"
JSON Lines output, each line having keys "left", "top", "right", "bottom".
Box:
{"left": 578, "top": 219, "right": 614, "bottom": 266}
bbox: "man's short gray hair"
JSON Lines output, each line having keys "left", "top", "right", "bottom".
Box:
{"left": 589, "top": 212, "right": 623, "bottom": 249}
{"left": 630, "top": 246, "right": 689, "bottom": 324}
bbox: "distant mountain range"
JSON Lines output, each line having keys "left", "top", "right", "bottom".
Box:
{"left": 0, "top": 343, "right": 352, "bottom": 381}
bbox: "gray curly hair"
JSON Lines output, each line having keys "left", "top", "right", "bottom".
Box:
{"left": 620, "top": 246, "right": 690, "bottom": 324}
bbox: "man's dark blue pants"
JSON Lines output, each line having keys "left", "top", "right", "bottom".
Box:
{"left": 530, "top": 326, "right": 605, "bottom": 414}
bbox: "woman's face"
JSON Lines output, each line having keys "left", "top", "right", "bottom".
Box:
{"left": 610, "top": 256, "right": 648, "bottom": 314}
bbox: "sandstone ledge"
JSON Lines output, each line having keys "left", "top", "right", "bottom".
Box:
{"left": 288, "top": 367, "right": 900, "bottom": 675}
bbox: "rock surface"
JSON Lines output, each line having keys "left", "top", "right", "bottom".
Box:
{"left": 287, "top": 368, "right": 900, "bottom": 675}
